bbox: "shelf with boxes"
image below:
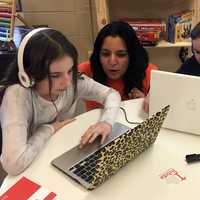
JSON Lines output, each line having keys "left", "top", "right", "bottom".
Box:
{"left": 92, "top": 0, "right": 200, "bottom": 48}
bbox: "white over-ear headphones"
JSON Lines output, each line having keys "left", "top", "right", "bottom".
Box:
{"left": 18, "top": 27, "right": 50, "bottom": 88}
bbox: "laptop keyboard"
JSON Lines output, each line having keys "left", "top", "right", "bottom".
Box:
{"left": 69, "top": 150, "right": 101, "bottom": 183}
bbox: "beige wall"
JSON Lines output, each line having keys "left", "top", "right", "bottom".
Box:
{"left": 21, "top": 0, "right": 93, "bottom": 62}
{"left": 146, "top": 48, "right": 182, "bottom": 72}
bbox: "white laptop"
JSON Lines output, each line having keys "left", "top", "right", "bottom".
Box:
{"left": 149, "top": 70, "right": 200, "bottom": 135}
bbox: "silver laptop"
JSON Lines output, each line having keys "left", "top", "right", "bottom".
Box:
{"left": 51, "top": 105, "right": 169, "bottom": 190}
{"left": 149, "top": 70, "right": 200, "bottom": 135}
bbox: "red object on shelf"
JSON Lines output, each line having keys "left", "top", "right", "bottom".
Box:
{"left": 120, "top": 17, "right": 166, "bottom": 45}
{"left": 120, "top": 17, "right": 166, "bottom": 32}
{"left": 136, "top": 31, "right": 160, "bottom": 46}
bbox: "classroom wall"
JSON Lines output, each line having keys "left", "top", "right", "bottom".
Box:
{"left": 21, "top": 0, "right": 93, "bottom": 62}
{"left": 146, "top": 48, "right": 182, "bottom": 72}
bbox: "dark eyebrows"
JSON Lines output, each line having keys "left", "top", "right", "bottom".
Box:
{"left": 101, "top": 48, "right": 127, "bottom": 52}
{"left": 100, "top": 48, "right": 110, "bottom": 52}
{"left": 50, "top": 72, "right": 60, "bottom": 75}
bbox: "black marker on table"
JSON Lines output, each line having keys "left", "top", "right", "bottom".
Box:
{"left": 185, "top": 154, "right": 200, "bottom": 163}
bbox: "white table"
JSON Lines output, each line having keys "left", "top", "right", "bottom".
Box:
{"left": 1, "top": 98, "right": 200, "bottom": 199}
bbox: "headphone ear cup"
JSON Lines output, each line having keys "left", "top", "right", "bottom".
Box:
{"left": 18, "top": 71, "right": 32, "bottom": 88}
{"left": 17, "top": 27, "right": 50, "bottom": 88}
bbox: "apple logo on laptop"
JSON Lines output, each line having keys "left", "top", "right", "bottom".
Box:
{"left": 159, "top": 168, "right": 186, "bottom": 184}
{"left": 186, "top": 99, "right": 196, "bottom": 111}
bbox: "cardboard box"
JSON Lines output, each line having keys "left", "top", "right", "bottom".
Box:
{"left": 120, "top": 18, "right": 166, "bottom": 46}
{"left": 167, "top": 10, "right": 193, "bottom": 43}
{"left": 120, "top": 17, "right": 166, "bottom": 32}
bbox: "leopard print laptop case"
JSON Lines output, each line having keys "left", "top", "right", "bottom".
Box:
{"left": 87, "top": 105, "right": 170, "bottom": 190}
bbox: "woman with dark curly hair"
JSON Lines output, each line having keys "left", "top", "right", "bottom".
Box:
{"left": 79, "top": 21, "right": 157, "bottom": 112}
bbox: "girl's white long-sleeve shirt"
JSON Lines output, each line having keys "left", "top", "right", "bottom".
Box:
{"left": 0, "top": 75, "right": 121, "bottom": 175}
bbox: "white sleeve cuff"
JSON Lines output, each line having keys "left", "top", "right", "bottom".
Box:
{"left": 42, "top": 124, "right": 55, "bottom": 135}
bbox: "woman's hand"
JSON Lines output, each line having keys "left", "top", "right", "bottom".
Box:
{"left": 143, "top": 92, "right": 150, "bottom": 113}
{"left": 80, "top": 121, "right": 112, "bottom": 148}
{"left": 51, "top": 118, "right": 76, "bottom": 132}
{"left": 128, "top": 87, "right": 145, "bottom": 99}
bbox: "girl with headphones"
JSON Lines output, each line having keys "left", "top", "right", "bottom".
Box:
{"left": 0, "top": 28, "right": 121, "bottom": 175}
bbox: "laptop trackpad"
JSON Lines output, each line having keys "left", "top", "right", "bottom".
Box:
{"left": 52, "top": 122, "right": 130, "bottom": 169}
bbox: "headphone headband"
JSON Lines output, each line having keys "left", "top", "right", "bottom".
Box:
{"left": 18, "top": 27, "right": 50, "bottom": 87}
